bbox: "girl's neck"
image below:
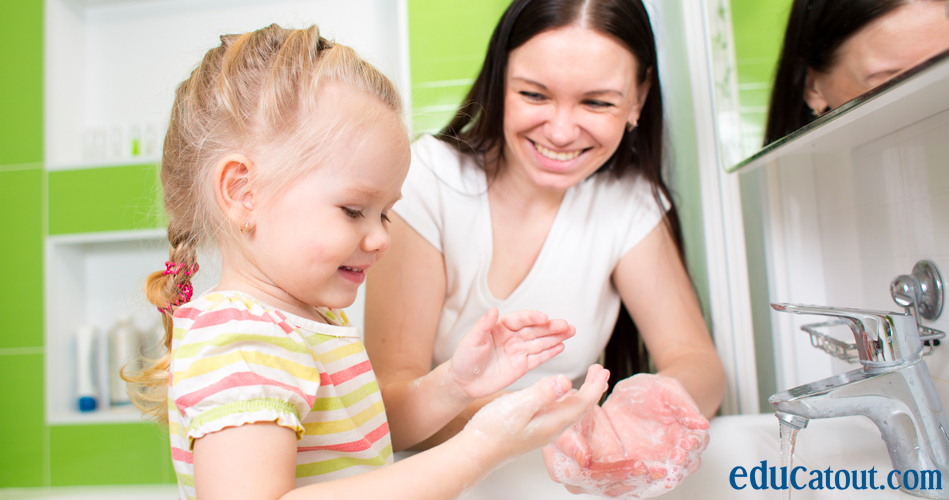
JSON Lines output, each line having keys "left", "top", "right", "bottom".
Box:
{"left": 217, "top": 250, "right": 328, "bottom": 324}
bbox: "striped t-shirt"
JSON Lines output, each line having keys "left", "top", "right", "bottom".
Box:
{"left": 168, "top": 290, "right": 392, "bottom": 499}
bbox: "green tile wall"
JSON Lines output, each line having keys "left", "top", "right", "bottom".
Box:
{"left": 0, "top": 353, "right": 46, "bottom": 487}
{"left": 48, "top": 164, "right": 164, "bottom": 235}
{"left": 0, "top": 167, "right": 45, "bottom": 349}
{"left": 0, "top": 0, "right": 43, "bottom": 165}
{"left": 408, "top": 0, "right": 510, "bottom": 133}
{"left": 50, "top": 424, "right": 174, "bottom": 486}
{"left": 730, "top": 0, "right": 794, "bottom": 151}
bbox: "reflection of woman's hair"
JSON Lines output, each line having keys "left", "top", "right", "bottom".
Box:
{"left": 765, "top": 0, "right": 934, "bottom": 145}
{"left": 439, "top": 0, "right": 686, "bottom": 392}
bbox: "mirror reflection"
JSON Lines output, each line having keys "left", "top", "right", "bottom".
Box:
{"left": 754, "top": 0, "right": 949, "bottom": 146}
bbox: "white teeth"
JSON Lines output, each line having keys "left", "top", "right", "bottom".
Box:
{"left": 533, "top": 141, "right": 582, "bottom": 162}
{"left": 340, "top": 266, "right": 363, "bottom": 273}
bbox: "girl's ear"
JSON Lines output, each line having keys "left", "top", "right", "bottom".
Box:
{"left": 214, "top": 154, "right": 257, "bottom": 227}
{"left": 627, "top": 67, "right": 653, "bottom": 125}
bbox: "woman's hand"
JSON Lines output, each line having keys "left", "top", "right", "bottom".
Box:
{"left": 449, "top": 308, "right": 575, "bottom": 400}
{"left": 542, "top": 374, "right": 710, "bottom": 499}
{"left": 465, "top": 365, "right": 610, "bottom": 460}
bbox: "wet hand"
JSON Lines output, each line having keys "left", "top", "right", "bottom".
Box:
{"left": 466, "top": 365, "right": 610, "bottom": 459}
{"left": 449, "top": 308, "right": 575, "bottom": 400}
{"left": 543, "top": 374, "right": 709, "bottom": 499}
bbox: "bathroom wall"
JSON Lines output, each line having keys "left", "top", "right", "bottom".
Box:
{"left": 761, "top": 107, "right": 949, "bottom": 402}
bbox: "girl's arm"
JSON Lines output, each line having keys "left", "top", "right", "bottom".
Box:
{"left": 367, "top": 214, "right": 574, "bottom": 451}
{"left": 193, "top": 368, "right": 610, "bottom": 500}
{"left": 612, "top": 221, "right": 725, "bottom": 418}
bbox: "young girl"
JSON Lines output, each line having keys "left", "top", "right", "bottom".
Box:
{"left": 125, "top": 24, "right": 609, "bottom": 500}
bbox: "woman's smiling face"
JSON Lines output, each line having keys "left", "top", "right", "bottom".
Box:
{"left": 502, "top": 25, "right": 649, "bottom": 192}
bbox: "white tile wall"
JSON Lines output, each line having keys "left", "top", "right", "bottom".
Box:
{"left": 770, "top": 107, "right": 949, "bottom": 403}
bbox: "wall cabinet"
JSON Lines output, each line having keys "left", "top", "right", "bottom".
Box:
{"left": 735, "top": 54, "right": 949, "bottom": 403}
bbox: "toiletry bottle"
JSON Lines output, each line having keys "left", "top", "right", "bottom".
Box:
{"left": 76, "top": 325, "right": 98, "bottom": 412}
{"left": 109, "top": 316, "right": 140, "bottom": 406}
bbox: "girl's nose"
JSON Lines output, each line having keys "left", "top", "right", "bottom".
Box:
{"left": 545, "top": 106, "right": 580, "bottom": 146}
{"left": 362, "top": 222, "right": 391, "bottom": 254}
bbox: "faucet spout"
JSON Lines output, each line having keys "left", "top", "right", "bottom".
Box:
{"left": 770, "top": 360, "right": 949, "bottom": 498}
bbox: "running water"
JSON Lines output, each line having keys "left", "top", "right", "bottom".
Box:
{"left": 779, "top": 421, "right": 800, "bottom": 500}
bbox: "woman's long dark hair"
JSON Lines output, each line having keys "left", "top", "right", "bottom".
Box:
{"left": 764, "top": 0, "right": 925, "bottom": 145}
{"left": 438, "top": 0, "right": 687, "bottom": 393}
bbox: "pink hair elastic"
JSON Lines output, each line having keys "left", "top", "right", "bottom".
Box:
{"left": 157, "top": 262, "right": 199, "bottom": 314}
{"left": 163, "top": 261, "right": 199, "bottom": 277}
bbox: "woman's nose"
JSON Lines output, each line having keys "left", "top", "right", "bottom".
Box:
{"left": 545, "top": 106, "right": 580, "bottom": 146}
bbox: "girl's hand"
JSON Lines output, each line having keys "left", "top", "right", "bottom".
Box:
{"left": 542, "top": 374, "right": 710, "bottom": 499}
{"left": 449, "top": 308, "right": 575, "bottom": 400}
{"left": 465, "top": 365, "right": 610, "bottom": 460}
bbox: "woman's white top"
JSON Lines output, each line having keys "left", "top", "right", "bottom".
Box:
{"left": 393, "top": 135, "right": 667, "bottom": 389}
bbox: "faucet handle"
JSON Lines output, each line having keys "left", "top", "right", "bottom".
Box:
{"left": 771, "top": 303, "right": 922, "bottom": 369}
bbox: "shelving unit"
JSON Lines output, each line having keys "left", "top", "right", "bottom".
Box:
{"left": 45, "top": 229, "right": 222, "bottom": 424}
{"left": 43, "top": 0, "right": 407, "bottom": 424}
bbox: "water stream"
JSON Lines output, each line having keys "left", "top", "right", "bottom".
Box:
{"left": 779, "top": 421, "right": 800, "bottom": 500}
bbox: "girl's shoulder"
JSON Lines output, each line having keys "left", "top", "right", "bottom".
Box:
{"left": 172, "top": 290, "right": 358, "bottom": 343}
{"left": 171, "top": 290, "right": 289, "bottom": 339}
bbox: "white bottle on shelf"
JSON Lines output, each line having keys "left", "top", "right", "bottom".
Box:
{"left": 108, "top": 316, "right": 140, "bottom": 406}
{"left": 75, "top": 325, "right": 98, "bottom": 412}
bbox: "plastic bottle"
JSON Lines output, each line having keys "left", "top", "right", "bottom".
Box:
{"left": 109, "top": 316, "right": 140, "bottom": 406}
{"left": 76, "top": 325, "right": 98, "bottom": 412}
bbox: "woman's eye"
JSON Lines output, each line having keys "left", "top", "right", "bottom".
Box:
{"left": 520, "top": 91, "right": 546, "bottom": 101}
{"left": 381, "top": 213, "right": 392, "bottom": 223}
{"left": 342, "top": 207, "right": 364, "bottom": 219}
{"left": 584, "top": 100, "right": 615, "bottom": 109}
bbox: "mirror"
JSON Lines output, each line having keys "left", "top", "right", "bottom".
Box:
{"left": 716, "top": 0, "right": 949, "bottom": 167}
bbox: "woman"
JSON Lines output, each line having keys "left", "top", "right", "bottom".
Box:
{"left": 365, "top": 0, "right": 724, "bottom": 493}
{"left": 765, "top": 0, "right": 949, "bottom": 145}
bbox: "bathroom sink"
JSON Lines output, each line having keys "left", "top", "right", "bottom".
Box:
{"left": 460, "top": 413, "right": 922, "bottom": 499}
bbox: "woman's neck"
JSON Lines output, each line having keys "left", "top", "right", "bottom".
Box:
{"left": 489, "top": 155, "right": 565, "bottom": 213}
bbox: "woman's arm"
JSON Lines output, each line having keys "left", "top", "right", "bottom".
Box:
{"left": 368, "top": 214, "right": 539, "bottom": 451}
{"left": 193, "top": 369, "right": 610, "bottom": 500}
{"left": 612, "top": 221, "right": 725, "bottom": 418}
{"left": 365, "top": 213, "right": 465, "bottom": 450}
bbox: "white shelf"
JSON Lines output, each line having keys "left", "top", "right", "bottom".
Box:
{"left": 45, "top": 229, "right": 222, "bottom": 425}
{"left": 47, "top": 157, "right": 161, "bottom": 172}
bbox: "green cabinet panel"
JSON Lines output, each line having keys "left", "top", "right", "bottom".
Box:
{"left": 0, "top": 353, "right": 45, "bottom": 487}
{"left": 0, "top": 167, "right": 44, "bottom": 349}
{"left": 50, "top": 423, "right": 174, "bottom": 485}
{"left": 0, "top": 0, "right": 43, "bottom": 164}
{"left": 48, "top": 164, "right": 164, "bottom": 235}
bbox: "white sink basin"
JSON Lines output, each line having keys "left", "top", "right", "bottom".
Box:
{"left": 460, "top": 413, "right": 923, "bottom": 500}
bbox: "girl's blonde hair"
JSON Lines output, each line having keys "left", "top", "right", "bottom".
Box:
{"left": 124, "top": 23, "right": 404, "bottom": 424}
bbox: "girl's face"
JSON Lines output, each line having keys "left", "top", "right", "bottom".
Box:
{"left": 805, "top": 1, "right": 949, "bottom": 111}
{"left": 250, "top": 85, "right": 410, "bottom": 311}
{"left": 502, "top": 26, "right": 650, "bottom": 192}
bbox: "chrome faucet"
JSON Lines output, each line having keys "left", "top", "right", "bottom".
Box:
{"left": 769, "top": 303, "right": 949, "bottom": 499}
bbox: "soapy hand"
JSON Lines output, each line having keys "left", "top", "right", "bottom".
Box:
{"left": 449, "top": 308, "right": 575, "bottom": 400}
{"left": 542, "top": 374, "right": 710, "bottom": 499}
{"left": 465, "top": 365, "right": 610, "bottom": 459}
